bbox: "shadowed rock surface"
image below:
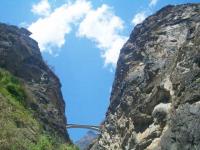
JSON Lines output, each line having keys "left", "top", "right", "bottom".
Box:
{"left": 90, "top": 3, "right": 200, "bottom": 150}
{"left": 76, "top": 130, "right": 98, "bottom": 150}
{"left": 0, "top": 23, "right": 75, "bottom": 149}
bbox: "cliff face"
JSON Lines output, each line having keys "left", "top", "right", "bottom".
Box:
{"left": 91, "top": 3, "right": 200, "bottom": 150}
{"left": 0, "top": 23, "right": 75, "bottom": 149}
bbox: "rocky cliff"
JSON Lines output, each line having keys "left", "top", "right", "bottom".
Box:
{"left": 91, "top": 3, "right": 200, "bottom": 150}
{"left": 0, "top": 23, "right": 76, "bottom": 149}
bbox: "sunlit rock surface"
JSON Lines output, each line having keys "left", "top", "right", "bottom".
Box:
{"left": 91, "top": 3, "right": 200, "bottom": 150}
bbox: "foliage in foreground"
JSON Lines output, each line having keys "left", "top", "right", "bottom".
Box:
{"left": 0, "top": 69, "right": 78, "bottom": 150}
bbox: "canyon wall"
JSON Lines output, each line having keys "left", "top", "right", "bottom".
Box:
{"left": 91, "top": 3, "right": 200, "bottom": 150}
{"left": 0, "top": 23, "right": 76, "bottom": 149}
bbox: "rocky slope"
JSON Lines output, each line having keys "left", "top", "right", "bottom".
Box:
{"left": 76, "top": 131, "right": 98, "bottom": 150}
{"left": 0, "top": 23, "right": 76, "bottom": 149}
{"left": 91, "top": 3, "right": 200, "bottom": 150}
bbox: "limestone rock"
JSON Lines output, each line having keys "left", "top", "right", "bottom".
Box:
{"left": 91, "top": 3, "right": 200, "bottom": 150}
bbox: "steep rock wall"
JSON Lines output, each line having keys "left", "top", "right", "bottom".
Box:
{"left": 91, "top": 3, "right": 200, "bottom": 150}
{"left": 0, "top": 23, "right": 73, "bottom": 149}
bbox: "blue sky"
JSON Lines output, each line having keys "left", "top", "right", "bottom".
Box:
{"left": 0, "top": 0, "right": 199, "bottom": 142}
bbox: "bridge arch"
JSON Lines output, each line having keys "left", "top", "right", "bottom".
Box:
{"left": 66, "top": 124, "right": 100, "bottom": 132}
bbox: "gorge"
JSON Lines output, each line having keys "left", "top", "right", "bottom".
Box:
{"left": 0, "top": 2, "right": 200, "bottom": 150}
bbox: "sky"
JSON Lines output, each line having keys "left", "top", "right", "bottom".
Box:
{"left": 0, "top": 0, "right": 199, "bottom": 142}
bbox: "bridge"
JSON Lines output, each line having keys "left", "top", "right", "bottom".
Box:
{"left": 66, "top": 124, "right": 101, "bottom": 132}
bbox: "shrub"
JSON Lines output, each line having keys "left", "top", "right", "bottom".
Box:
{"left": 30, "top": 135, "right": 79, "bottom": 150}
{"left": 6, "top": 84, "right": 26, "bottom": 102}
{"left": 0, "top": 69, "right": 78, "bottom": 150}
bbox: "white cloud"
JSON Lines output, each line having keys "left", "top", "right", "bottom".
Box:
{"left": 77, "top": 4, "right": 127, "bottom": 66}
{"left": 19, "top": 22, "right": 29, "bottom": 28}
{"left": 31, "top": 0, "right": 51, "bottom": 16}
{"left": 29, "top": 0, "right": 127, "bottom": 67}
{"left": 131, "top": 0, "right": 156, "bottom": 27}
{"left": 131, "top": 12, "right": 147, "bottom": 26}
{"left": 149, "top": 0, "right": 158, "bottom": 7}
{"left": 29, "top": 0, "right": 91, "bottom": 54}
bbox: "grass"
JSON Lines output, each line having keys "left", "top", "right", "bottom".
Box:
{"left": 0, "top": 69, "right": 26, "bottom": 103}
{"left": 0, "top": 69, "right": 78, "bottom": 150}
{"left": 30, "top": 135, "right": 79, "bottom": 150}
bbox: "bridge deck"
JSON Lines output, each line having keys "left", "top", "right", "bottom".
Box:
{"left": 66, "top": 124, "right": 100, "bottom": 132}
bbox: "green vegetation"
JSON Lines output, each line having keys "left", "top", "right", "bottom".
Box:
{"left": 0, "top": 69, "right": 26, "bottom": 104}
{"left": 30, "top": 135, "right": 79, "bottom": 150}
{"left": 0, "top": 69, "right": 78, "bottom": 150}
{"left": 195, "top": 78, "right": 200, "bottom": 83}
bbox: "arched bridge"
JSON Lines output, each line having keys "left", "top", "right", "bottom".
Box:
{"left": 66, "top": 124, "right": 100, "bottom": 132}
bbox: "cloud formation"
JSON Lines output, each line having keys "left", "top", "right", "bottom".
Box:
{"left": 149, "top": 0, "right": 159, "bottom": 7}
{"left": 77, "top": 4, "right": 127, "bottom": 66}
{"left": 31, "top": 0, "right": 51, "bottom": 16}
{"left": 29, "top": 0, "right": 127, "bottom": 66}
{"left": 131, "top": 12, "right": 147, "bottom": 26}
{"left": 29, "top": 0, "right": 91, "bottom": 54}
{"left": 131, "top": 0, "right": 158, "bottom": 26}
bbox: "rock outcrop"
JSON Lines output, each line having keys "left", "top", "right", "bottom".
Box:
{"left": 91, "top": 3, "right": 200, "bottom": 150}
{"left": 76, "top": 131, "right": 98, "bottom": 150}
{"left": 0, "top": 23, "right": 76, "bottom": 149}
